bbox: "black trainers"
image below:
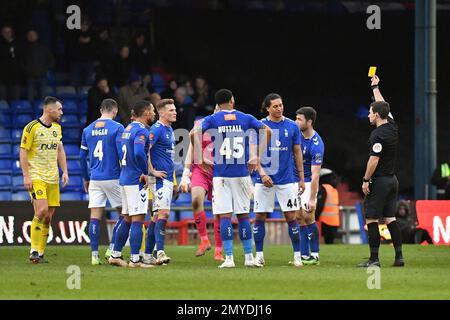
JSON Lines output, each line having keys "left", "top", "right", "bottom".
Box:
{"left": 29, "top": 251, "right": 40, "bottom": 264}
{"left": 393, "top": 257, "right": 405, "bottom": 267}
{"left": 357, "top": 259, "right": 381, "bottom": 268}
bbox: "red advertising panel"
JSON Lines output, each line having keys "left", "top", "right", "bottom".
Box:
{"left": 416, "top": 201, "right": 450, "bottom": 245}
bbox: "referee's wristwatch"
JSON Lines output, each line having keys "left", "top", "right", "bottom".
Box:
{"left": 363, "top": 177, "right": 371, "bottom": 183}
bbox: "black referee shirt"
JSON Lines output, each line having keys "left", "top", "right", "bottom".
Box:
{"left": 368, "top": 118, "right": 398, "bottom": 177}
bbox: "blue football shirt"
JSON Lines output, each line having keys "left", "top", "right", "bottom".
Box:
{"left": 80, "top": 118, "right": 124, "bottom": 180}
{"left": 119, "top": 121, "right": 150, "bottom": 186}
{"left": 295, "top": 130, "right": 325, "bottom": 183}
{"left": 253, "top": 117, "right": 301, "bottom": 185}
{"left": 149, "top": 121, "right": 175, "bottom": 183}
{"left": 201, "top": 110, "right": 265, "bottom": 178}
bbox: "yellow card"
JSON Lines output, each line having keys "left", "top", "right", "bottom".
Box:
{"left": 368, "top": 66, "right": 377, "bottom": 77}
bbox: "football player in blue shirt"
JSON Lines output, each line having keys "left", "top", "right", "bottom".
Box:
{"left": 193, "top": 89, "right": 271, "bottom": 268}
{"left": 251, "top": 93, "right": 306, "bottom": 267}
{"left": 144, "top": 98, "right": 177, "bottom": 265}
{"left": 295, "top": 107, "right": 325, "bottom": 265}
{"left": 108, "top": 101, "right": 156, "bottom": 268}
{"left": 80, "top": 99, "right": 124, "bottom": 265}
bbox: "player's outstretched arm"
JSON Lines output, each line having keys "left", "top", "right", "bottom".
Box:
{"left": 371, "top": 75, "right": 384, "bottom": 102}
{"left": 58, "top": 142, "right": 69, "bottom": 187}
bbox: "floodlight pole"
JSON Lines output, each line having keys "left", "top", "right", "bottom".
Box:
{"left": 415, "top": 0, "right": 437, "bottom": 200}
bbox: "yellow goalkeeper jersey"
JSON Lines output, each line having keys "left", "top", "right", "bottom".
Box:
{"left": 21, "top": 119, "right": 62, "bottom": 184}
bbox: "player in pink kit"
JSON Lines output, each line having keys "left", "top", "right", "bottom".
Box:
{"left": 180, "top": 106, "right": 223, "bottom": 261}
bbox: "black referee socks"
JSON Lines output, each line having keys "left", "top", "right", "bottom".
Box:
{"left": 387, "top": 221, "right": 403, "bottom": 259}
{"left": 367, "top": 222, "right": 380, "bottom": 261}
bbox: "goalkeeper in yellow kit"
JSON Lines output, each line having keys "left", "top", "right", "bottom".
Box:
{"left": 20, "top": 97, "right": 69, "bottom": 263}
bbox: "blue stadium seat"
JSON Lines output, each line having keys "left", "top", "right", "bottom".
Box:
{"left": 12, "top": 160, "right": 22, "bottom": 175}
{"left": 14, "top": 114, "right": 34, "bottom": 128}
{"left": 61, "top": 99, "right": 79, "bottom": 114}
{"left": 62, "top": 175, "right": 83, "bottom": 191}
{"left": 0, "top": 159, "right": 12, "bottom": 174}
{"left": 61, "top": 114, "right": 79, "bottom": 126}
{"left": 67, "top": 159, "right": 81, "bottom": 174}
{"left": 0, "top": 174, "right": 12, "bottom": 191}
{"left": 0, "top": 143, "right": 12, "bottom": 159}
{"left": 10, "top": 100, "right": 33, "bottom": 114}
{"left": 12, "top": 144, "right": 20, "bottom": 159}
{"left": 12, "top": 175, "right": 25, "bottom": 191}
{"left": 12, "top": 191, "right": 30, "bottom": 201}
{"left": 80, "top": 115, "right": 87, "bottom": 125}
{"left": 79, "top": 99, "right": 88, "bottom": 114}
{"left": 180, "top": 211, "right": 194, "bottom": 220}
{"left": 152, "top": 73, "right": 166, "bottom": 88}
{"left": 0, "top": 128, "right": 11, "bottom": 143}
{"left": 11, "top": 129, "right": 22, "bottom": 143}
{"left": 64, "top": 144, "right": 80, "bottom": 158}
{"left": 0, "top": 191, "right": 12, "bottom": 201}
{"left": 0, "top": 100, "right": 10, "bottom": 113}
{"left": 33, "top": 100, "right": 45, "bottom": 114}
{"left": 78, "top": 86, "right": 90, "bottom": 99}
{"left": 0, "top": 114, "right": 12, "bottom": 127}
{"left": 60, "top": 192, "right": 82, "bottom": 201}
{"left": 62, "top": 128, "right": 81, "bottom": 143}
{"left": 56, "top": 86, "right": 78, "bottom": 99}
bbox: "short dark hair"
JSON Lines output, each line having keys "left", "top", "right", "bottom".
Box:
{"left": 370, "top": 101, "right": 390, "bottom": 119}
{"left": 132, "top": 100, "right": 152, "bottom": 117}
{"left": 101, "top": 99, "right": 118, "bottom": 113}
{"left": 156, "top": 99, "right": 174, "bottom": 112}
{"left": 215, "top": 89, "right": 233, "bottom": 105}
{"left": 43, "top": 96, "right": 61, "bottom": 106}
{"left": 261, "top": 93, "right": 282, "bottom": 115}
{"left": 296, "top": 107, "right": 317, "bottom": 126}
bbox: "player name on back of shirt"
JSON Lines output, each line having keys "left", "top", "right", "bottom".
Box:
{"left": 218, "top": 125, "right": 243, "bottom": 133}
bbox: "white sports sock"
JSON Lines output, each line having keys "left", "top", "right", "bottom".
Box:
{"left": 294, "top": 252, "right": 301, "bottom": 259}
{"left": 92, "top": 251, "right": 99, "bottom": 259}
{"left": 143, "top": 253, "right": 153, "bottom": 261}
{"left": 245, "top": 253, "right": 254, "bottom": 261}
{"left": 302, "top": 255, "right": 310, "bottom": 260}
{"left": 111, "top": 251, "right": 122, "bottom": 258}
{"left": 225, "top": 255, "right": 234, "bottom": 262}
{"left": 108, "top": 243, "right": 114, "bottom": 251}
{"left": 131, "top": 254, "right": 140, "bottom": 263}
{"left": 311, "top": 252, "right": 319, "bottom": 259}
{"left": 256, "top": 252, "right": 264, "bottom": 259}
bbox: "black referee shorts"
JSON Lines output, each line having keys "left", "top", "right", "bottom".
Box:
{"left": 364, "top": 175, "right": 399, "bottom": 219}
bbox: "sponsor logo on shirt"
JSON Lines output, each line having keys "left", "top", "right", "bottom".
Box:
{"left": 224, "top": 114, "right": 236, "bottom": 121}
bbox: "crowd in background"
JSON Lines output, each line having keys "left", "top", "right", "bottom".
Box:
{"left": 0, "top": 17, "right": 216, "bottom": 130}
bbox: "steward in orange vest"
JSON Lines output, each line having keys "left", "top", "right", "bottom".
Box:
{"left": 316, "top": 168, "right": 340, "bottom": 244}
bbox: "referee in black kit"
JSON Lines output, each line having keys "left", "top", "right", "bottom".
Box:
{"left": 358, "top": 74, "right": 404, "bottom": 268}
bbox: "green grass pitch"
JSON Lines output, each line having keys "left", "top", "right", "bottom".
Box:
{"left": 1, "top": 244, "right": 450, "bottom": 300}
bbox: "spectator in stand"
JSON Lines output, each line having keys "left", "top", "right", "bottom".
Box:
{"left": 181, "top": 77, "right": 195, "bottom": 97}
{"left": 86, "top": 74, "right": 118, "bottom": 126}
{"left": 22, "top": 28, "right": 55, "bottom": 101}
{"left": 111, "top": 45, "right": 133, "bottom": 88}
{"left": 68, "top": 16, "right": 96, "bottom": 87}
{"left": 193, "top": 75, "right": 215, "bottom": 116}
{"left": 431, "top": 155, "right": 450, "bottom": 200}
{"left": 118, "top": 72, "right": 150, "bottom": 125}
{"left": 174, "top": 86, "right": 195, "bottom": 131}
{"left": 161, "top": 78, "right": 178, "bottom": 100}
{"left": 395, "top": 200, "right": 433, "bottom": 244}
{"left": 142, "top": 74, "right": 155, "bottom": 94}
{"left": 149, "top": 92, "right": 161, "bottom": 109}
{"left": 130, "top": 31, "right": 151, "bottom": 75}
{"left": 95, "top": 27, "right": 116, "bottom": 76}
{"left": 0, "top": 24, "right": 21, "bottom": 100}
